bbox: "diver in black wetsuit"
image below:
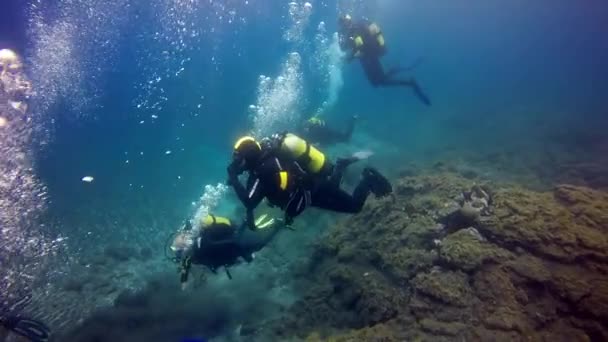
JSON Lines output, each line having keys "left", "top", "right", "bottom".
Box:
{"left": 226, "top": 133, "right": 392, "bottom": 229}
{"left": 299, "top": 115, "right": 357, "bottom": 146}
{"left": 171, "top": 213, "right": 282, "bottom": 287}
{"left": 338, "top": 14, "right": 431, "bottom": 106}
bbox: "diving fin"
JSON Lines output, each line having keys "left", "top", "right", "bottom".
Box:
{"left": 254, "top": 214, "right": 275, "bottom": 229}
{"left": 352, "top": 150, "right": 374, "bottom": 161}
{"left": 411, "top": 81, "right": 431, "bottom": 106}
{"left": 363, "top": 167, "right": 392, "bottom": 197}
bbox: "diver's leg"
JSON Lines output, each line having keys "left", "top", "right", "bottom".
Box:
{"left": 317, "top": 167, "right": 392, "bottom": 213}
{"left": 361, "top": 54, "right": 431, "bottom": 106}
{"left": 311, "top": 180, "right": 372, "bottom": 214}
{"left": 360, "top": 56, "right": 386, "bottom": 86}
{"left": 380, "top": 77, "right": 431, "bottom": 106}
{"left": 386, "top": 57, "right": 425, "bottom": 77}
{"left": 386, "top": 66, "right": 404, "bottom": 78}
{"left": 329, "top": 155, "right": 361, "bottom": 187}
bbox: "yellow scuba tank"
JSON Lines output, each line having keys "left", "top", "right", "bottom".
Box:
{"left": 280, "top": 133, "right": 326, "bottom": 174}
{"left": 201, "top": 214, "right": 231, "bottom": 228}
{"left": 368, "top": 22, "right": 385, "bottom": 51}
{"left": 201, "top": 214, "right": 234, "bottom": 241}
{"left": 354, "top": 36, "right": 364, "bottom": 49}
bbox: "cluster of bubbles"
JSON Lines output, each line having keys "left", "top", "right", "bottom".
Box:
{"left": 126, "top": 0, "right": 250, "bottom": 229}
{"left": 249, "top": 52, "right": 304, "bottom": 138}
{"left": 27, "top": 0, "right": 130, "bottom": 120}
{"left": 133, "top": 0, "right": 247, "bottom": 118}
{"left": 132, "top": 0, "right": 203, "bottom": 116}
{"left": 312, "top": 21, "right": 345, "bottom": 115}
{"left": 191, "top": 183, "right": 229, "bottom": 228}
{"left": 0, "top": 49, "right": 64, "bottom": 308}
{"left": 283, "top": 1, "right": 314, "bottom": 43}
{"left": 337, "top": 0, "right": 373, "bottom": 19}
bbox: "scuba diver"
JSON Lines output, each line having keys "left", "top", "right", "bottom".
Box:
{"left": 170, "top": 213, "right": 283, "bottom": 288}
{"left": 0, "top": 314, "right": 50, "bottom": 342}
{"left": 299, "top": 114, "right": 357, "bottom": 146}
{"left": 226, "top": 133, "right": 392, "bottom": 229}
{"left": 337, "top": 14, "right": 431, "bottom": 106}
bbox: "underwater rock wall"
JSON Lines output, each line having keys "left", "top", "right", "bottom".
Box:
{"left": 266, "top": 172, "right": 608, "bottom": 341}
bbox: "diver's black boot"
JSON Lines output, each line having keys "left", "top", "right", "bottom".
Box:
{"left": 362, "top": 167, "right": 392, "bottom": 197}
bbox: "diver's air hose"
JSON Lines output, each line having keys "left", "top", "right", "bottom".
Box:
{"left": 163, "top": 230, "right": 181, "bottom": 263}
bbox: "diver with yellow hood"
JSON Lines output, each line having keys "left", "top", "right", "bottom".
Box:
{"left": 226, "top": 133, "right": 392, "bottom": 229}
{"left": 337, "top": 14, "right": 431, "bottom": 106}
{"left": 170, "top": 213, "right": 283, "bottom": 287}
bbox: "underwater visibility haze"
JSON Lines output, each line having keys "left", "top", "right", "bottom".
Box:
{"left": 1, "top": 0, "right": 608, "bottom": 341}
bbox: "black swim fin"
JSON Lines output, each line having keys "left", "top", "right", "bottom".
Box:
{"left": 411, "top": 81, "right": 431, "bottom": 106}
{"left": 363, "top": 167, "right": 392, "bottom": 197}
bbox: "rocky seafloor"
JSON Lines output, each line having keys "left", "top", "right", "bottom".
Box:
{"left": 25, "top": 157, "right": 608, "bottom": 341}
{"left": 255, "top": 169, "right": 608, "bottom": 341}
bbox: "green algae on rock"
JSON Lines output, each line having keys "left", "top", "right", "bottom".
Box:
{"left": 265, "top": 171, "right": 608, "bottom": 341}
{"left": 439, "top": 228, "right": 514, "bottom": 271}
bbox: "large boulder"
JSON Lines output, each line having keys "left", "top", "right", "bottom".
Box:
{"left": 439, "top": 228, "right": 514, "bottom": 271}
{"left": 267, "top": 172, "right": 608, "bottom": 341}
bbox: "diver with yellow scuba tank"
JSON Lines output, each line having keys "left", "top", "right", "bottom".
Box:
{"left": 337, "top": 14, "right": 432, "bottom": 106}
{"left": 226, "top": 133, "right": 392, "bottom": 229}
{"left": 169, "top": 213, "right": 283, "bottom": 288}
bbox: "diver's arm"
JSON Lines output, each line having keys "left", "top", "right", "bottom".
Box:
{"left": 230, "top": 177, "right": 258, "bottom": 230}
{"left": 229, "top": 175, "right": 250, "bottom": 205}
{"left": 228, "top": 167, "right": 261, "bottom": 210}
{"left": 338, "top": 32, "right": 356, "bottom": 62}
{"left": 243, "top": 176, "right": 266, "bottom": 230}
{"left": 338, "top": 33, "right": 348, "bottom": 51}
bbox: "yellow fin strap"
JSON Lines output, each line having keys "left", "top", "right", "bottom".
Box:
{"left": 257, "top": 217, "right": 275, "bottom": 229}
{"left": 255, "top": 214, "right": 268, "bottom": 226}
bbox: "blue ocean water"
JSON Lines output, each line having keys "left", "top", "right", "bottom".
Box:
{"left": 1, "top": 0, "right": 607, "bottom": 340}
{"left": 37, "top": 0, "right": 608, "bottom": 222}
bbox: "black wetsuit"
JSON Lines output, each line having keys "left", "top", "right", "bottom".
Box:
{"left": 228, "top": 136, "right": 389, "bottom": 228}
{"left": 339, "top": 19, "right": 431, "bottom": 106}
{"left": 300, "top": 117, "right": 356, "bottom": 146}
{"left": 179, "top": 220, "right": 281, "bottom": 283}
